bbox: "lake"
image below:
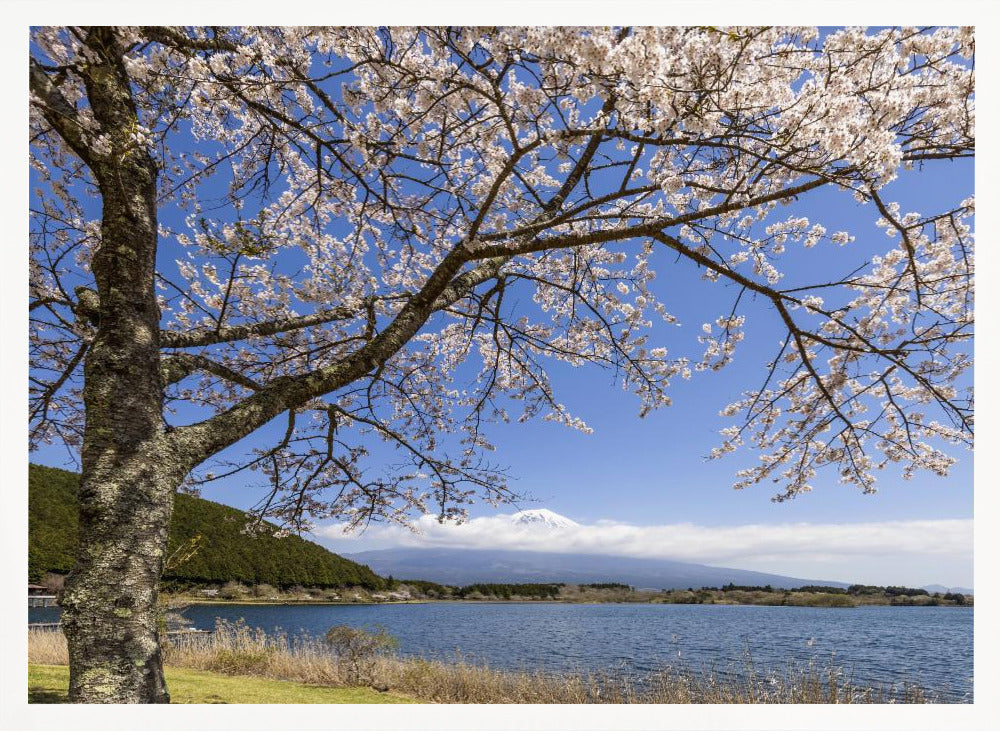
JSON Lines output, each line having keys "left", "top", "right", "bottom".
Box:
{"left": 30, "top": 602, "right": 973, "bottom": 701}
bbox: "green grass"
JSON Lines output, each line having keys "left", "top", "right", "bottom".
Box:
{"left": 28, "top": 664, "right": 417, "bottom": 704}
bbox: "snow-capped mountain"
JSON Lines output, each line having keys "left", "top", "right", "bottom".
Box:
{"left": 509, "top": 508, "right": 579, "bottom": 530}
{"left": 345, "top": 546, "right": 850, "bottom": 590}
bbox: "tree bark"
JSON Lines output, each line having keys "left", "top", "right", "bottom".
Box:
{"left": 61, "top": 460, "right": 178, "bottom": 703}
{"left": 56, "top": 27, "right": 175, "bottom": 703}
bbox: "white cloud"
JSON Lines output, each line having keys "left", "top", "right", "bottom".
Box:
{"left": 315, "top": 509, "right": 973, "bottom": 586}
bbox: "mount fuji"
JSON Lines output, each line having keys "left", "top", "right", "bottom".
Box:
{"left": 508, "top": 508, "right": 580, "bottom": 530}
{"left": 343, "top": 508, "right": 849, "bottom": 589}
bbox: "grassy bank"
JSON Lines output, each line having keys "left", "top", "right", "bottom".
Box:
{"left": 28, "top": 664, "right": 416, "bottom": 704}
{"left": 29, "top": 625, "right": 937, "bottom": 704}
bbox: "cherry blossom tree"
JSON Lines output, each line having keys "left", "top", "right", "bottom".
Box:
{"left": 29, "top": 26, "right": 973, "bottom": 702}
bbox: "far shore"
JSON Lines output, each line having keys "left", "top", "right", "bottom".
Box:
{"left": 178, "top": 598, "right": 975, "bottom": 608}
{"left": 32, "top": 581, "right": 972, "bottom": 612}
{"left": 163, "top": 590, "right": 972, "bottom": 610}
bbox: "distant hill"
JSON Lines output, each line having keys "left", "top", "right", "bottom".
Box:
{"left": 344, "top": 547, "right": 851, "bottom": 590}
{"left": 29, "top": 464, "right": 385, "bottom": 589}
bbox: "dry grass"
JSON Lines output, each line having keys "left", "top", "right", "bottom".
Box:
{"left": 28, "top": 623, "right": 936, "bottom": 704}
{"left": 27, "top": 627, "right": 68, "bottom": 665}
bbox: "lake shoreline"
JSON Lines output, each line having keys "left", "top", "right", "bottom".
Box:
{"left": 162, "top": 595, "right": 973, "bottom": 609}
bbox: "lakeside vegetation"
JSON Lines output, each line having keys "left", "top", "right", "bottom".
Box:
{"left": 188, "top": 579, "right": 968, "bottom": 607}
{"left": 28, "top": 624, "right": 938, "bottom": 704}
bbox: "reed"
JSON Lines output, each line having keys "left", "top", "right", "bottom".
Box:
{"left": 27, "top": 627, "right": 68, "bottom": 665}
{"left": 27, "top": 623, "right": 936, "bottom": 703}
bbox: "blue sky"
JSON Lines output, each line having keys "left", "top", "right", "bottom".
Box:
{"left": 28, "top": 30, "right": 975, "bottom": 589}
{"left": 31, "top": 153, "right": 974, "bottom": 587}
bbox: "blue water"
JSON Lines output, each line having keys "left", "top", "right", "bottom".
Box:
{"left": 31, "top": 602, "right": 973, "bottom": 701}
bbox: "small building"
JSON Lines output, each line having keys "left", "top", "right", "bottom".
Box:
{"left": 28, "top": 584, "right": 58, "bottom": 608}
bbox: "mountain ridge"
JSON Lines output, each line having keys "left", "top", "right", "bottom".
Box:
{"left": 29, "top": 463, "right": 385, "bottom": 589}
{"left": 343, "top": 546, "right": 853, "bottom": 590}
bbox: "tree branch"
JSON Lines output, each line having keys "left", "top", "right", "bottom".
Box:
{"left": 161, "top": 353, "right": 262, "bottom": 390}
{"left": 29, "top": 58, "right": 98, "bottom": 166}
{"left": 469, "top": 177, "right": 830, "bottom": 258}
{"left": 161, "top": 304, "right": 362, "bottom": 348}
{"left": 168, "top": 253, "right": 508, "bottom": 463}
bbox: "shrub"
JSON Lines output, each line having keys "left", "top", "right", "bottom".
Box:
{"left": 324, "top": 625, "right": 398, "bottom": 686}
{"left": 220, "top": 581, "right": 249, "bottom": 600}
{"left": 795, "top": 585, "right": 847, "bottom": 595}
{"left": 42, "top": 572, "right": 66, "bottom": 595}
{"left": 811, "top": 593, "right": 855, "bottom": 608}
{"left": 207, "top": 647, "right": 276, "bottom": 675}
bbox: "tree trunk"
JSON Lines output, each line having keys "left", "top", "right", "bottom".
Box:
{"left": 58, "top": 27, "right": 174, "bottom": 703}
{"left": 61, "top": 461, "right": 177, "bottom": 703}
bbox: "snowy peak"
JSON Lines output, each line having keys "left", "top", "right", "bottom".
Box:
{"left": 509, "top": 509, "right": 579, "bottom": 531}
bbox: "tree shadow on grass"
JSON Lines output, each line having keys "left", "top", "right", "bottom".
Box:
{"left": 28, "top": 686, "right": 68, "bottom": 703}
{"left": 28, "top": 687, "right": 229, "bottom": 704}
{"left": 177, "top": 695, "right": 228, "bottom": 704}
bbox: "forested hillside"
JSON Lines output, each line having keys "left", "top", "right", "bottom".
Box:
{"left": 29, "top": 464, "right": 385, "bottom": 589}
